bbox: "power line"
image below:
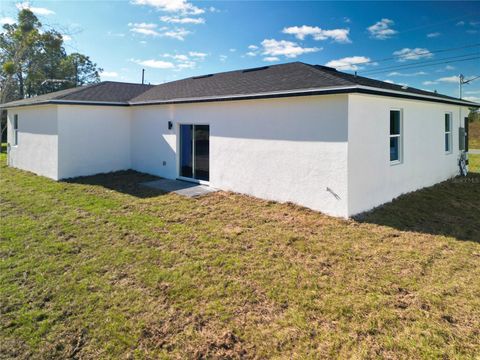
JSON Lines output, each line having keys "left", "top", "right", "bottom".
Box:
{"left": 460, "top": 75, "right": 480, "bottom": 99}
{"left": 361, "top": 52, "right": 480, "bottom": 74}
{"left": 333, "top": 43, "right": 480, "bottom": 70}
{"left": 361, "top": 57, "right": 480, "bottom": 76}
{"left": 396, "top": 12, "right": 480, "bottom": 35}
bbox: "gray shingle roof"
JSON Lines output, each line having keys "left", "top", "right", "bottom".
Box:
{"left": 1, "top": 62, "right": 478, "bottom": 108}
{"left": 1, "top": 82, "right": 154, "bottom": 108}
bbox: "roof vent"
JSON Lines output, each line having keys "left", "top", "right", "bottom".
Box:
{"left": 242, "top": 66, "right": 269, "bottom": 73}
{"left": 192, "top": 74, "right": 213, "bottom": 80}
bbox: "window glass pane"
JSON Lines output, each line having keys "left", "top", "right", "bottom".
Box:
{"left": 180, "top": 125, "right": 193, "bottom": 178}
{"left": 390, "top": 137, "right": 399, "bottom": 161}
{"left": 13, "top": 115, "right": 18, "bottom": 130}
{"left": 390, "top": 111, "right": 400, "bottom": 135}
{"left": 194, "top": 125, "right": 209, "bottom": 181}
{"left": 445, "top": 114, "right": 450, "bottom": 132}
{"left": 445, "top": 133, "right": 450, "bottom": 152}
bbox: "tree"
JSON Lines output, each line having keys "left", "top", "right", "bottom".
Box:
{"left": 59, "top": 53, "right": 102, "bottom": 88}
{"left": 0, "top": 8, "right": 102, "bottom": 102}
{"left": 0, "top": 8, "right": 102, "bottom": 145}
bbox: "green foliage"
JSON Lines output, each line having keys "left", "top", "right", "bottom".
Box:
{"left": 0, "top": 9, "right": 102, "bottom": 103}
{"left": 468, "top": 108, "right": 479, "bottom": 123}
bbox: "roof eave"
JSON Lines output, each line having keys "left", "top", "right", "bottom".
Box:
{"left": 1, "top": 85, "right": 477, "bottom": 109}
{"left": 0, "top": 99, "right": 130, "bottom": 109}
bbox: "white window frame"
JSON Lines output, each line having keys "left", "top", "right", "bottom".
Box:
{"left": 13, "top": 114, "right": 18, "bottom": 146}
{"left": 444, "top": 112, "right": 452, "bottom": 154}
{"left": 389, "top": 108, "right": 403, "bottom": 165}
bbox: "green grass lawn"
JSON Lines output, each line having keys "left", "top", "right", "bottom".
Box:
{"left": 1, "top": 153, "right": 479, "bottom": 359}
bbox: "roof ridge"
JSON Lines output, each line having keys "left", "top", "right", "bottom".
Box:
{"left": 100, "top": 80, "right": 155, "bottom": 86}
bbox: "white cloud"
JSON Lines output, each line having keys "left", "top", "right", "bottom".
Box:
{"left": 129, "top": 23, "right": 190, "bottom": 40}
{"left": 128, "top": 22, "right": 160, "bottom": 36}
{"left": 393, "top": 48, "right": 433, "bottom": 62}
{"left": 61, "top": 34, "right": 72, "bottom": 41}
{"left": 0, "top": 17, "right": 15, "bottom": 25}
{"left": 248, "top": 45, "right": 258, "bottom": 50}
{"left": 263, "top": 56, "right": 280, "bottom": 62}
{"left": 132, "top": 59, "right": 175, "bottom": 69}
{"left": 162, "top": 27, "right": 190, "bottom": 40}
{"left": 367, "top": 18, "right": 397, "bottom": 40}
{"left": 160, "top": 15, "right": 204, "bottom": 24}
{"left": 470, "top": 21, "right": 480, "bottom": 26}
{"left": 229, "top": 48, "right": 236, "bottom": 52}
{"left": 325, "top": 56, "right": 372, "bottom": 71}
{"left": 101, "top": 71, "right": 119, "bottom": 78}
{"left": 107, "top": 31, "right": 126, "bottom": 37}
{"left": 282, "top": 25, "right": 351, "bottom": 43}
{"left": 343, "top": 17, "right": 351, "bottom": 23}
{"left": 173, "top": 54, "right": 189, "bottom": 61}
{"left": 384, "top": 79, "right": 394, "bottom": 84}
{"left": 261, "top": 39, "right": 320, "bottom": 58}
{"left": 388, "top": 71, "right": 427, "bottom": 77}
{"left": 427, "top": 32, "right": 440, "bottom": 38}
{"left": 422, "top": 75, "right": 461, "bottom": 86}
{"left": 435, "top": 65, "right": 455, "bottom": 72}
{"left": 176, "top": 60, "right": 195, "bottom": 69}
{"left": 465, "top": 90, "right": 480, "bottom": 95}
{"left": 131, "top": 0, "right": 204, "bottom": 15}
{"left": 467, "top": 29, "right": 478, "bottom": 34}
{"left": 246, "top": 51, "right": 257, "bottom": 57}
{"left": 16, "top": 2, "right": 55, "bottom": 15}
{"left": 159, "top": 51, "right": 207, "bottom": 70}
{"left": 437, "top": 75, "right": 460, "bottom": 83}
{"left": 219, "top": 54, "right": 227, "bottom": 62}
{"left": 463, "top": 96, "right": 480, "bottom": 103}
{"left": 456, "top": 21, "right": 465, "bottom": 26}
{"left": 188, "top": 51, "right": 207, "bottom": 58}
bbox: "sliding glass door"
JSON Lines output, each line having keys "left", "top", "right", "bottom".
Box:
{"left": 179, "top": 124, "right": 209, "bottom": 181}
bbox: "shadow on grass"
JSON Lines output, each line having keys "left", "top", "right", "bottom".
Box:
{"left": 62, "top": 170, "right": 168, "bottom": 199}
{"left": 64, "top": 168, "right": 480, "bottom": 242}
{"left": 356, "top": 173, "right": 480, "bottom": 243}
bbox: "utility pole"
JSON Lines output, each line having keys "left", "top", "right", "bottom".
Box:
{"left": 459, "top": 74, "right": 480, "bottom": 99}
{"left": 459, "top": 74, "right": 464, "bottom": 99}
{"left": 141, "top": 69, "right": 145, "bottom": 85}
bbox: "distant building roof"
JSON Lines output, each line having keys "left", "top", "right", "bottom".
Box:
{"left": 2, "top": 62, "right": 478, "bottom": 108}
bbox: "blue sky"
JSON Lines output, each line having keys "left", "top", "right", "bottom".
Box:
{"left": 1, "top": 1, "right": 479, "bottom": 101}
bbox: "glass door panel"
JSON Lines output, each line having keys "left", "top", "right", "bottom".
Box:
{"left": 179, "top": 124, "right": 209, "bottom": 181}
{"left": 194, "top": 125, "right": 209, "bottom": 181}
{"left": 179, "top": 124, "right": 193, "bottom": 178}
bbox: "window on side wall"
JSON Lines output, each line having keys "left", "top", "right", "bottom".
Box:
{"left": 390, "top": 109, "right": 402, "bottom": 164}
{"left": 13, "top": 114, "right": 18, "bottom": 146}
{"left": 444, "top": 113, "right": 452, "bottom": 153}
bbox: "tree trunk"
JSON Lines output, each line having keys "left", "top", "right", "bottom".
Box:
{"left": 18, "top": 70, "right": 24, "bottom": 99}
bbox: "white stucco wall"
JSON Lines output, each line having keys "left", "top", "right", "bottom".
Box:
{"left": 6, "top": 105, "right": 59, "bottom": 179}
{"left": 131, "top": 95, "right": 350, "bottom": 217}
{"left": 347, "top": 93, "right": 469, "bottom": 216}
{"left": 57, "top": 105, "right": 132, "bottom": 179}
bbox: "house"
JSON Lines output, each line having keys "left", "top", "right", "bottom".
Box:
{"left": 2, "top": 62, "right": 477, "bottom": 217}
